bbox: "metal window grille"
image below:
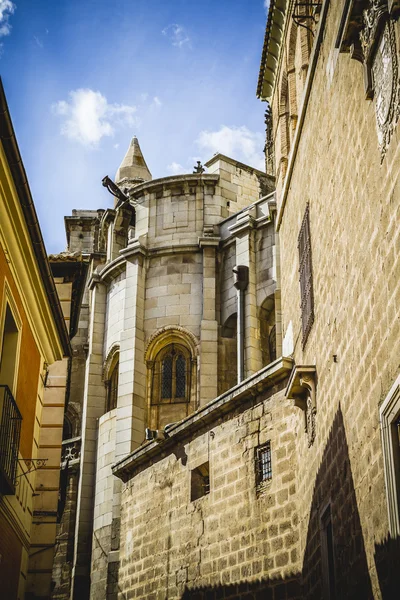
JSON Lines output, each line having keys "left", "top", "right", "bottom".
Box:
{"left": 175, "top": 355, "right": 186, "bottom": 398}
{"left": 257, "top": 441, "right": 272, "bottom": 486}
{"left": 161, "top": 356, "right": 173, "bottom": 399}
{"left": 298, "top": 204, "right": 314, "bottom": 347}
{"left": 0, "top": 385, "right": 22, "bottom": 495}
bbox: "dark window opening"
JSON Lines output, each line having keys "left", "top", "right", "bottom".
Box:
{"left": 161, "top": 356, "right": 173, "bottom": 399}
{"left": 191, "top": 462, "right": 210, "bottom": 501}
{"left": 392, "top": 415, "right": 400, "bottom": 517}
{"left": 107, "top": 361, "right": 119, "bottom": 412}
{"left": 0, "top": 305, "right": 19, "bottom": 392}
{"left": 175, "top": 355, "right": 186, "bottom": 398}
{"left": 256, "top": 441, "right": 272, "bottom": 491}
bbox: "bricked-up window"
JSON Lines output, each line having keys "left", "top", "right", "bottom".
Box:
{"left": 298, "top": 204, "right": 314, "bottom": 347}
{"left": 256, "top": 441, "right": 272, "bottom": 491}
{"left": 191, "top": 462, "right": 210, "bottom": 501}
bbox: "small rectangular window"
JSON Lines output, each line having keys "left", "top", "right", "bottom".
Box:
{"left": 191, "top": 462, "right": 210, "bottom": 501}
{"left": 298, "top": 204, "right": 314, "bottom": 347}
{"left": 256, "top": 441, "right": 272, "bottom": 491}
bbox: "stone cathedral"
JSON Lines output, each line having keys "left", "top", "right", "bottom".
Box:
{"left": 51, "top": 138, "right": 279, "bottom": 599}
{"left": 49, "top": 1, "right": 400, "bottom": 599}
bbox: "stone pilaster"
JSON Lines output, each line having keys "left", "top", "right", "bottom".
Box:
{"left": 229, "top": 208, "right": 263, "bottom": 377}
{"left": 71, "top": 275, "right": 107, "bottom": 600}
{"left": 115, "top": 241, "right": 147, "bottom": 461}
{"left": 199, "top": 238, "right": 219, "bottom": 406}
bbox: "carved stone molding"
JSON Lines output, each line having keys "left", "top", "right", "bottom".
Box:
{"left": 372, "top": 20, "right": 399, "bottom": 158}
{"left": 359, "top": 0, "right": 388, "bottom": 64}
{"left": 338, "top": 1, "right": 399, "bottom": 158}
{"left": 286, "top": 365, "right": 317, "bottom": 447}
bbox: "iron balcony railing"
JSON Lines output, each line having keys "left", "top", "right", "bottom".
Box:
{"left": 0, "top": 385, "right": 22, "bottom": 495}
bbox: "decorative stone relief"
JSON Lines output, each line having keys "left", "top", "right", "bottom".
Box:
{"left": 338, "top": 0, "right": 400, "bottom": 159}
{"left": 360, "top": 1, "right": 400, "bottom": 158}
{"left": 371, "top": 21, "right": 399, "bottom": 156}
{"left": 285, "top": 365, "right": 317, "bottom": 447}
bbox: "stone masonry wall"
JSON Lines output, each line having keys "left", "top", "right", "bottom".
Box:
{"left": 272, "top": 6, "right": 400, "bottom": 598}
{"left": 144, "top": 252, "right": 203, "bottom": 340}
{"left": 118, "top": 384, "right": 301, "bottom": 599}
{"left": 104, "top": 272, "right": 126, "bottom": 357}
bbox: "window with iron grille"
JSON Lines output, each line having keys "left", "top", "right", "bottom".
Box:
{"left": 0, "top": 385, "right": 22, "bottom": 495}
{"left": 256, "top": 441, "right": 272, "bottom": 491}
{"left": 298, "top": 204, "right": 314, "bottom": 347}
{"left": 157, "top": 345, "right": 188, "bottom": 403}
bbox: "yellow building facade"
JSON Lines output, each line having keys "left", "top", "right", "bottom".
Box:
{"left": 0, "top": 79, "right": 70, "bottom": 599}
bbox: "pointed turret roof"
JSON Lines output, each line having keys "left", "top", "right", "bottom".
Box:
{"left": 115, "top": 136, "right": 152, "bottom": 184}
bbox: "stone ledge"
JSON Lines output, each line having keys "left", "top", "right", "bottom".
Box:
{"left": 128, "top": 174, "right": 220, "bottom": 200}
{"left": 112, "top": 356, "right": 293, "bottom": 482}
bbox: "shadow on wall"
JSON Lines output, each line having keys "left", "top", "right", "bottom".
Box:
{"left": 181, "top": 406, "right": 399, "bottom": 599}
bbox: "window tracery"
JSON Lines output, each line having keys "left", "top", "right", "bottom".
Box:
{"left": 155, "top": 344, "right": 190, "bottom": 404}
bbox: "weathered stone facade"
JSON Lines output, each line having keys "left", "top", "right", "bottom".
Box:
{"left": 257, "top": 0, "right": 400, "bottom": 597}
{"left": 114, "top": 360, "right": 301, "bottom": 599}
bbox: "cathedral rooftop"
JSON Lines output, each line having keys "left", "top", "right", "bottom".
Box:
{"left": 115, "top": 136, "right": 152, "bottom": 184}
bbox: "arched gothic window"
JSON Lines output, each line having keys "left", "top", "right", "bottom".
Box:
{"left": 106, "top": 360, "right": 119, "bottom": 412}
{"left": 158, "top": 344, "right": 189, "bottom": 403}
{"left": 148, "top": 342, "right": 192, "bottom": 430}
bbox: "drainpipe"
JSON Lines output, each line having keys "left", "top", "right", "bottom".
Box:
{"left": 233, "top": 265, "right": 249, "bottom": 384}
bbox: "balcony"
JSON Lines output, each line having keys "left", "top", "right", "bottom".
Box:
{"left": 0, "top": 385, "right": 22, "bottom": 495}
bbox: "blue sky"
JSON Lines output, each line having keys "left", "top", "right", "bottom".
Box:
{"left": 1, "top": 0, "right": 269, "bottom": 253}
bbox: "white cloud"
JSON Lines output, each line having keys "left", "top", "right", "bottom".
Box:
{"left": 162, "top": 24, "right": 190, "bottom": 48}
{"left": 167, "top": 162, "right": 185, "bottom": 175}
{"left": 33, "top": 35, "right": 43, "bottom": 48}
{"left": 264, "top": 0, "right": 270, "bottom": 13}
{"left": 196, "top": 125, "right": 265, "bottom": 170}
{"left": 52, "top": 89, "right": 138, "bottom": 147}
{"left": 0, "top": 0, "right": 15, "bottom": 37}
{"left": 152, "top": 96, "right": 162, "bottom": 107}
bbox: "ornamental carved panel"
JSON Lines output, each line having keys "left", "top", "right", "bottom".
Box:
{"left": 370, "top": 21, "right": 399, "bottom": 157}
{"left": 338, "top": 0, "right": 400, "bottom": 159}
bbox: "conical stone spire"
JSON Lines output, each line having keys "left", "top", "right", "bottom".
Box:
{"left": 115, "top": 136, "right": 152, "bottom": 184}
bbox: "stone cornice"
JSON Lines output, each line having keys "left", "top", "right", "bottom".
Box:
{"left": 204, "top": 153, "right": 270, "bottom": 179}
{"left": 112, "top": 357, "right": 293, "bottom": 482}
{"left": 127, "top": 173, "right": 220, "bottom": 201}
{"left": 198, "top": 236, "right": 221, "bottom": 248}
{"left": 257, "top": 0, "right": 289, "bottom": 101}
